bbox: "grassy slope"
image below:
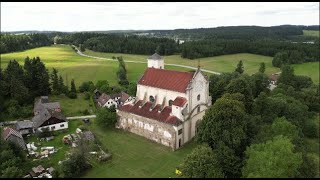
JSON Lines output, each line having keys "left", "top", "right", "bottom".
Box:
{"left": 292, "top": 62, "right": 320, "bottom": 85}
{"left": 0, "top": 45, "right": 189, "bottom": 87}
{"left": 85, "top": 49, "right": 280, "bottom": 75}
{"left": 49, "top": 93, "right": 94, "bottom": 117}
{"left": 83, "top": 125, "right": 196, "bottom": 178}
{"left": 303, "top": 30, "right": 320, "bottom": 37}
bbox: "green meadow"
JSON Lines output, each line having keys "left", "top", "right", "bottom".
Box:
{"left": 303, "top": 30, "right": 320, "bottom": 37}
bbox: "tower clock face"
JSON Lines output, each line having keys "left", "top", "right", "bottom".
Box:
{"left": 195, "top": 81, "right": 203, "bottom": 91}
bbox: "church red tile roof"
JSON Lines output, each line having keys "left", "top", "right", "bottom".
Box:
{"left": 138, "top": 68, "right": 194, "bottom": 93}
{"left": 119, "top": 100, "right": 182, "bottom": 126}
{"left": 173, "top": 97, "right": 187, "bottom": 107}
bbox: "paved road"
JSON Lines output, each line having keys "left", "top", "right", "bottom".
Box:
{"left": 66, "top": 115, "right": 96, "bottom": 120}
{"left": 73, "top": 45, "right": 221, "bottom": 75}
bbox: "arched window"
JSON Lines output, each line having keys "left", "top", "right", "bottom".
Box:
{"left": 149, "top": 96, "right": 155, "bottom": 102}
{"left": 197, "top": 94, "right": 200, "bottom": 101}
{"left": 169, "top": 100, "right": 173, "bottom": 106}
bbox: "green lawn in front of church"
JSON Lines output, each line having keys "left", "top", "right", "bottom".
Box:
{"left": 83, "top": 124, "right": 196, "bottom": 178}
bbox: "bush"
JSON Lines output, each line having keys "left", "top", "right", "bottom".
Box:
{"left": 60, "top": 151, "right": 91, "bottom": 178}
{"left": 82, "top": 109, "right": 90, "bottom": 115}
{"left": 84, "top": 92, "right": 91, "bottom": 100}
{"left": 303, "top": 119, "right": 319, "bottom": 138}
{"left": 68, "top": 92, "right": 77, "bottom": 99}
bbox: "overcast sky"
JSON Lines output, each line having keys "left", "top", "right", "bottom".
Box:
{"left": 1, "top": 2, "right": 319, "bottom": 32}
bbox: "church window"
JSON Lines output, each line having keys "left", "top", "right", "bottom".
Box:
{"left": 149, "top": 96, "right": 155, "bottom": 102}
{"left": 169, "top": 100, "right": 173, "bottom": 106}
{"left": 178, "top": 129, "right": 182, "bottom": 135}
{"left": 197, "top": 106, "right": 200, "bottom": 113}
{"left": 197, "top": 94, "right": 200, "bottom": 101}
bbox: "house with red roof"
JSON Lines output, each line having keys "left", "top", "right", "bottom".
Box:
{"left": 117, "top": 53, "right": 212, "bottom": 150}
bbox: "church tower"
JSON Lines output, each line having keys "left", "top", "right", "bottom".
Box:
{"left": 147, "top": 53, "right": 164, "bottom": 69}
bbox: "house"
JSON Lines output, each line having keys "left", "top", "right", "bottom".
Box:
{"left": 15, "top": 120, "right": 33, "bottom": 135}
{"left": 117, "top": 53, "right": 212, "bottom": 150}
{"left": 97, "top": 93, "right": 118, "bottom": 108}
{"left": 268, "top": 73, "right": 280, "bottom": 90}
{"left": 2, "top": 127, "right": 27, "bottom": 150}
{"left": 97, "top": 92, "right": 133, "bottom": 108}
{"left": 32, "top": 96, "right": 68, "bottom": 132}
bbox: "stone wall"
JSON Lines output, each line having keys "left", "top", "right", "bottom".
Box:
{"left": 117, "top": 110, "right": 177, "bottom": 150}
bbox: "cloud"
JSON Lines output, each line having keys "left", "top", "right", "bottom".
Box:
{"left": 1, "top": 2, "right": 319, "bottom": 31}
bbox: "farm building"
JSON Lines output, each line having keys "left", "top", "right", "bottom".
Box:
{"left": 32, "top": 96, "right": 68, "bottom": 132}
{"left": 2, "top": 127, "right": 27, "bottom": 150}
{"left": 15, "top": 120, "right": 33, "bottom": 135}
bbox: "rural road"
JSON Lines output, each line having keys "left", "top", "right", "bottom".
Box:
{"left": 73, "top": 45, "right": 221, "bottom": 75}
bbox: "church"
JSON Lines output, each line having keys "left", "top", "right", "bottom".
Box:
{"left": 116, "top": 53, "right": 212, "bottom": 150}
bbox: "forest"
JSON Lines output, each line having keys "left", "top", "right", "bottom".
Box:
{"left": 180, "top": 62, "right": 319, "bottom": 178}
{"left": 1, "top": 25, "right": 319, "bottom": 67}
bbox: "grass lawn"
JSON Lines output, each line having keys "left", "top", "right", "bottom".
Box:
{"left": 303, "top": 30, "right": 320, "bottom": 37}
{"left": 83, "top": 125, "right": 196, "bottom": 178}
{"left": 49, "top": 93, "right": 95, "bottom": 117}
{"left": 292, "top": 62, "right": 319, "bottom": 85}
{"left": 85, "top": 49, "right": 280, "bottom": 75}
{"left": 0, "top": 45, "right": 189, "bottom": 87}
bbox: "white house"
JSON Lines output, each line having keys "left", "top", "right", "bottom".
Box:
{"left": 32, "top": 96, "right": 68, "bottom": 132}
{"left": 117, "top": 53, "right": 212, "bottom": 150}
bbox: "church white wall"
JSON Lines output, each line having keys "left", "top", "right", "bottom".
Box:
{"left": 189, "top": 72, "right": 209, "bottom": 111}
{"left": 136, "top": 85, "right": 187, "bottom": 107}
{"left": 147, "top": 59, "right": 164, "bottom": 69}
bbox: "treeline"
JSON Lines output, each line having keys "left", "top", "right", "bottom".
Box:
{"left": 181, "top": 39, "right": 319, "bottom": 63}
{"left": 0, "top": 33, "right": 52, "bottom": 53}
{"left": 0, "top": 57, "right": 75, "bottom": 121}
{"left": 179, "top": 62, "right": 319, "bottom": 178}
{"left": 83, "top": 35, "right": 178, "bottom": 55}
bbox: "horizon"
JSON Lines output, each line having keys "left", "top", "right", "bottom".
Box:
{"left": 2, "top": 24, "right": 319, "bottom": 33}
{"left": 1, "top": 2, "right": 319, "bottom": 32}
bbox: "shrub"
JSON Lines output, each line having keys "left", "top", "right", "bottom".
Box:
{"left": 68, "top": 92, "right": 77, "bottom": 99}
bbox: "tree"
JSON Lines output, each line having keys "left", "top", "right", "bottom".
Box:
{"left": 242, "top": 135, "right": 302, "bottom": 178}
{"left": 259, "top": 62, "right": 265, "bottom": 73}
{"left": 296, "top": 154, "right": 317, "bottom": 178}
{"left": 197, "top": 95, "right": 247, "bottom": 154}
{"left": 180, "top": 144, "right": 224, "bottom": 178}
{"left": 277, "top": 65, "right": 295, "bottom": 86}
{"left": 272, "top": 52, "right": 289, "bottom": 68}
{"left": 24, "top": 57, "right": 51, "bottom": 98}
{"left": 100, "top": 84, "right": 110, "bottom": 94}
{"left": 293, "top": 75, "right": 313, "bottom": 90}
{"left": 51, "top": 68, "right": 59, "bottom": 95}
{"left": 251, "top": 72, "right": 269, "bottom": 97}
{"left": 58, "top": 75, "right": 68, "bottom": 94}
{"left": 70, "top": 79, "right": 76, "bottom": 93}
{"left": 79, "top": 44, "right": 85, "bottom": 52}
{"left": 253, "top": 117, "right": 300, "bottom": 144}
{"left": 213, "top": 142, "right": 243, "bottom": 178}
{"left": 79, "top": 81, "right": 95, "bottom": 93}
{"left": 226, "top": 76, "right": 253, "bottom": 111}
{"left": 127, "top": 82, "right": 137, "bottom": 96}
{"left": 235, "top": 60, "right": 244, "bottom": 74}
{"left": 68, "top": 79, "right": 77, "bottom": 99}
{"left": 96, "top": 80, "right": 109, "bottom": 90}
{"left": 4, "top": 60, "right": 29, "bottom": 104}
{"left": 1, "top": 166, "right": 23, "bottom": 178}
{"left": 95, "top": 107, "right": 117, "bottom": 128}
{"left": 60, "top": 151, "right": 91, "bottom": 178}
